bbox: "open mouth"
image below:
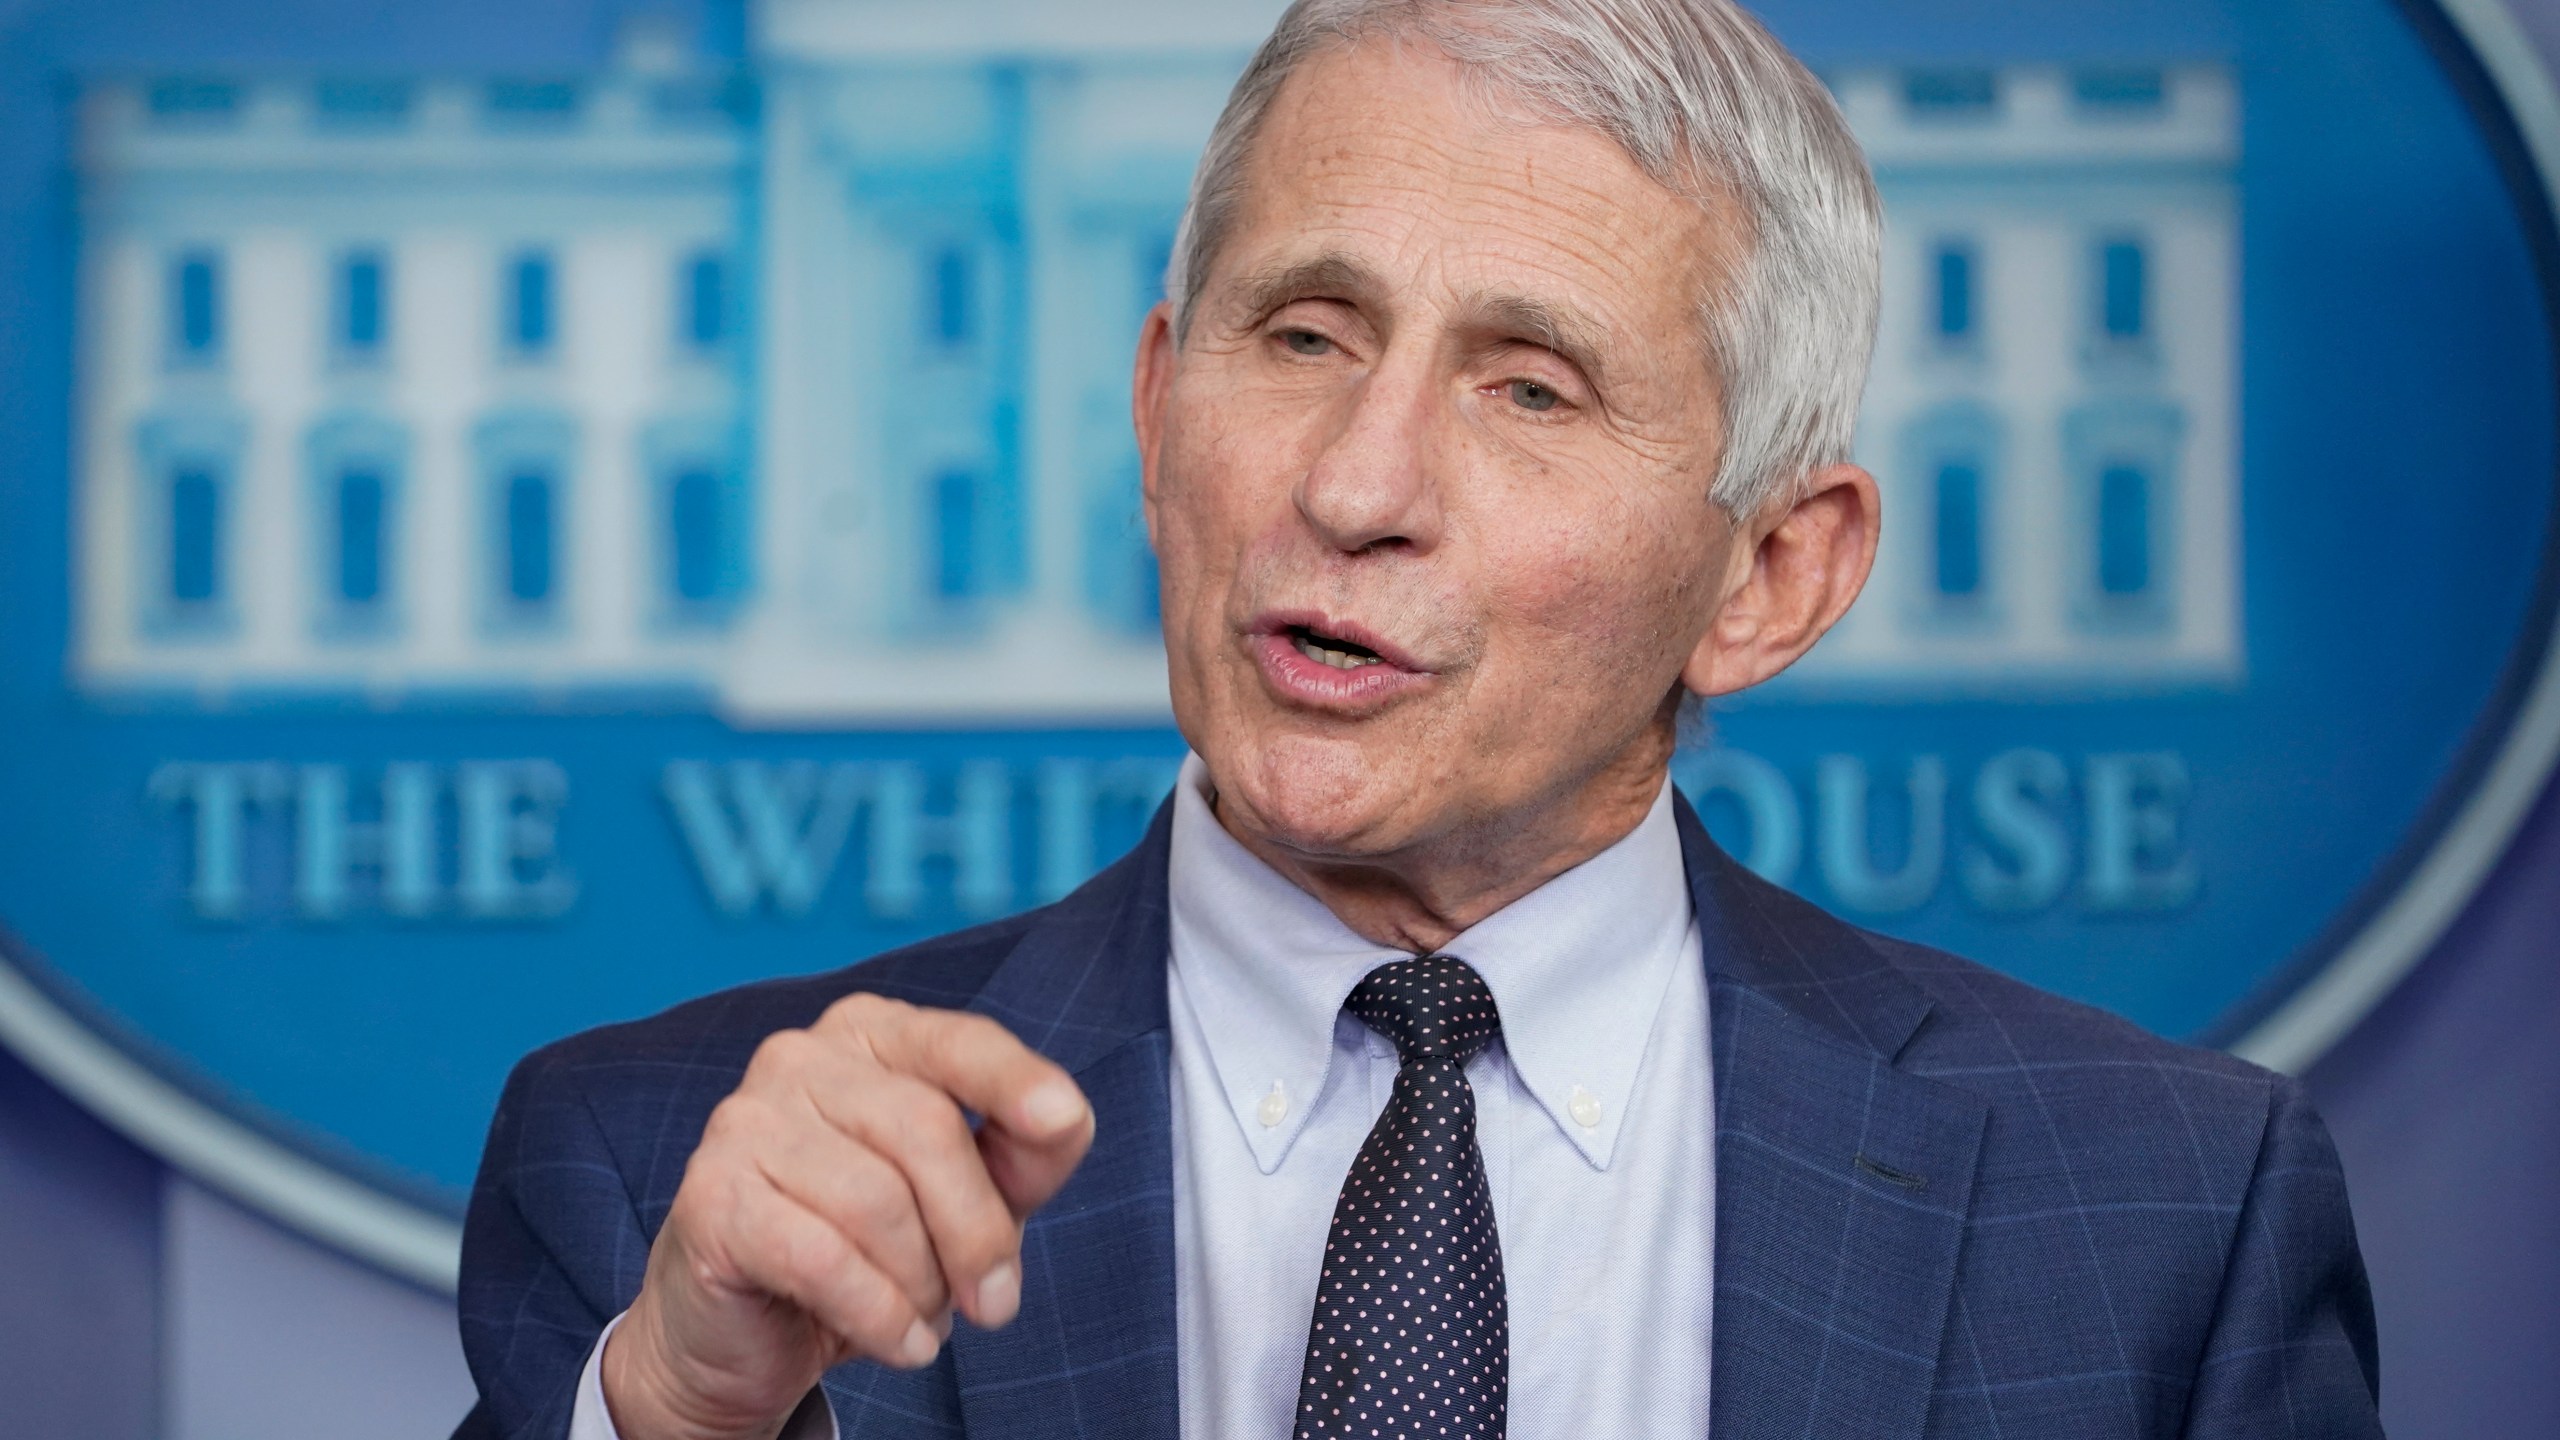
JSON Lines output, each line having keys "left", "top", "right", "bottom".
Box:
{"left": 1287, "top": 624, "right": 1387, "bottom": 671}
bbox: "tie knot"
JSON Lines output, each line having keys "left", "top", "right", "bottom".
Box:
{"left": 1345, "top": 954, "right": 1502, "bottom": 1064}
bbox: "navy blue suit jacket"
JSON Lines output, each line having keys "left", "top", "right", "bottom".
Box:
{"left": 455, "top": 796, "right": 2382, "bottom": 1438}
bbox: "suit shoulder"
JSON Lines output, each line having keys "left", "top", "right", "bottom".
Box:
{"left": 523, "top": 906, "right": 1049, "bottom": 1088}
{"left": 1881, "top": 928, "right": 2261, "bottom": 1076}
{"left": 1842, "top": 921, "right": 2289, "bottom": 1161}
{"left": 1709, "top": 849, "right": 2270, "bottom": 1094}
{"left": 1820, "top": 921, "right": 2370, "bottom": 1419}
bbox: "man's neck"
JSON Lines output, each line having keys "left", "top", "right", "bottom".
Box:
{"left": 1208, "top": 745, "right": 1673, "bottom": 953}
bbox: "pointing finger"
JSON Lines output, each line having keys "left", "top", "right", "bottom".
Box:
{"left": 823, "top": 996, "right": 1093, "bottom": 1158}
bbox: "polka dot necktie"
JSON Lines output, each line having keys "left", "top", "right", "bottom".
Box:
{"left": 1293, "top": 954, "right": 1508, "bottom": 1439}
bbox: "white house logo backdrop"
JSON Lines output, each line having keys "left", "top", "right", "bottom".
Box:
{"left": 2, "top": 0, "right": 2556, "bottom": 1286}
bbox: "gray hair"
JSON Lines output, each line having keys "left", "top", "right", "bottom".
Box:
{"left": 1164, "top": 0, "right": 1881, "bottom": 516}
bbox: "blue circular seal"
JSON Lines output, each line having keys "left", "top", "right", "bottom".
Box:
{"left": 1, "top": 0, "right": 2555, "bottom": 1287}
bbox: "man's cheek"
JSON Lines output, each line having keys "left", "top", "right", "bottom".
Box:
{"left": 1171, "top": 445, "right": 1296, "bottom": 558}
{"left": 1152, "top": 448, "right": 1248, "bottom": 572}
{"left": 1491, "top": 520, "right": 1647, "bottom": 626}
{"left": 1496, "top": 561, "right": 1680, "bottom": 694}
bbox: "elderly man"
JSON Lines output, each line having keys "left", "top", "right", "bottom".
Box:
{"left": 454, "top": 1, "right": 2381, "bottom": 1436}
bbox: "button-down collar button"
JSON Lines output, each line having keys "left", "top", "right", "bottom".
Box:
{"left": 1567, "top": 1084, "right": 1604, "bottom": 1130}
{"left": 1256, "top": 1080, "right": 1289, "bottom": 1128}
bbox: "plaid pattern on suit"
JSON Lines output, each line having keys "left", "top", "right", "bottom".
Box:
{"left": 453, "top": 796, "right": 2381, "bottom": 1439}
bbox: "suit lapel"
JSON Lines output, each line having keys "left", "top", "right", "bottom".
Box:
{"left": 1679, "top": 798, "right": 1988, "bottom": 1440}
{"left": 944, "top": 804, "right": 1182, "bottom": 1440}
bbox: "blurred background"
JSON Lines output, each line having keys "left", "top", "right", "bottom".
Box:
{"left": 2, "top": 0, "right": 2557, "bottom": 1434}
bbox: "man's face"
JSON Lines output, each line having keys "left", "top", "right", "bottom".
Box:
{"left": 1138, "top": 37, "right": 1748, "bottom": 865}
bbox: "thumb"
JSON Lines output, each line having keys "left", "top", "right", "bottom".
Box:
{"left": 977, "top": 1082, "right": 1096, "bottom": 1220}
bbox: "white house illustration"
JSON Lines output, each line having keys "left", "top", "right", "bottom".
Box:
{"left": 1800, "top": 60, "right": 2242, "bottom": 691}
{"left": 68, "top": 1, "right": 2241, "bottom": 720}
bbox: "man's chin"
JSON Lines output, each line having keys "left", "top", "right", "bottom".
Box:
{"left": 1207, "top": 733, "right": 1432, "bottom": 864}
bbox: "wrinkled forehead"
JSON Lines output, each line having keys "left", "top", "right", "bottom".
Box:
{"left": 1209, "top": 37, "right": 1743, "bottom": 352}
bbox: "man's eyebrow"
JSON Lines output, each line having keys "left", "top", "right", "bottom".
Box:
{"left": 1224, "top": 256, "right": 1616, "bottom": 386}
{"left": 1459, "top": 291, "right": 1613, "bottom": 388}
{"left": 1228, "top": 252, "right": 1383, "bottom": 319}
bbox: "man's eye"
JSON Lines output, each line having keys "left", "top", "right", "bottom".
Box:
{"left": 1505, "top": 379, "right": 1561, "bottom": 413}
{"left": 1281, "top": 329, "right": 1333, "bottom": 356}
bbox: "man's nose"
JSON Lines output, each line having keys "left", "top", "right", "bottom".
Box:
{"left": 1293, "top": 358, "right": 1446, "bottom": 556}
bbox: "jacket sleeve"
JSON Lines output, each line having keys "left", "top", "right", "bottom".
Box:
{"left": 2178, "top": 1074, "right": 2384, "bottom": 1438}
{"left": 452, "top": 1044, "right": 657, "bottom": 1440}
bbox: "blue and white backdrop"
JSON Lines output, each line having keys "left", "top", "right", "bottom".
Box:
{"left": 3, "top": 0, "right": 2558, "bottom": 1434}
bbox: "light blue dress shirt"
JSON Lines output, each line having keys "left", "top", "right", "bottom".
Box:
{"left": 573, "top": 756, "right": 1715, "bottom": 1440}
{"left": 1167, "top": 755, "right": 1715, "bottom": 1439}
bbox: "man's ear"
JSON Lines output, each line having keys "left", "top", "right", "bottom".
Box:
{"left": 1132, "top": 301, "right": 1177, "bottom": 539}
{"left": 1680, "top": 462, "right": 1881, "bottom": 699}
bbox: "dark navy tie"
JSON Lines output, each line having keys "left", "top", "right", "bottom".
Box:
{"left": 1294, "top": 954, "right": 1508, "bottom": 1439}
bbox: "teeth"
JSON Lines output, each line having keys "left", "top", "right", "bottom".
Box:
{"left": 1292, "top": 634, "right": 1383, "bottom": 670}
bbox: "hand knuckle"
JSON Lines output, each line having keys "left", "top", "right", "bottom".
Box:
{"left": 830, "top": 991, "right": 903, "bottom": 1031}
{"left": 715, "top": 1190, "right": 799, "bottom": 1278}
{"left": 686, "top": 1246, "right": 733, "bottom": 1296}
{"left": 883, "top": 1082, "right": 958, "bottom": 1148}
{"left": 843, "top": 1171, "right": 908, "bottom": 1234}
{"left": 840, "top": 1274, "right": 913, "bottom": 1346}
{"left": 778, "top": 1218, "right": 851, "bottom": 1282}
{"left": 747, "top": 1026, "right": 816, "bottom": 1081}
{"left": 698, "top": 1093, "right": 762, "bottom": 1151}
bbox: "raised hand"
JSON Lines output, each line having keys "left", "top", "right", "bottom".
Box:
{"left": 600, "top": 993, "right": 1095, "bottom": 1440}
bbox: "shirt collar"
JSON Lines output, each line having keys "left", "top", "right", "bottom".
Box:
{"left": 1165, "top": 754, "right": 1695, "bottom": 1175}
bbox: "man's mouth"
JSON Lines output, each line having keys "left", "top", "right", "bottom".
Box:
{"left": 1244, "top": 604, "right": 1433, "bottom": 707}
{"left": 1287, "top": 625, "right": 1387, "bottom": 671}
{"left": 1245, "top": 611, "right": 1432, "bottom": 711}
